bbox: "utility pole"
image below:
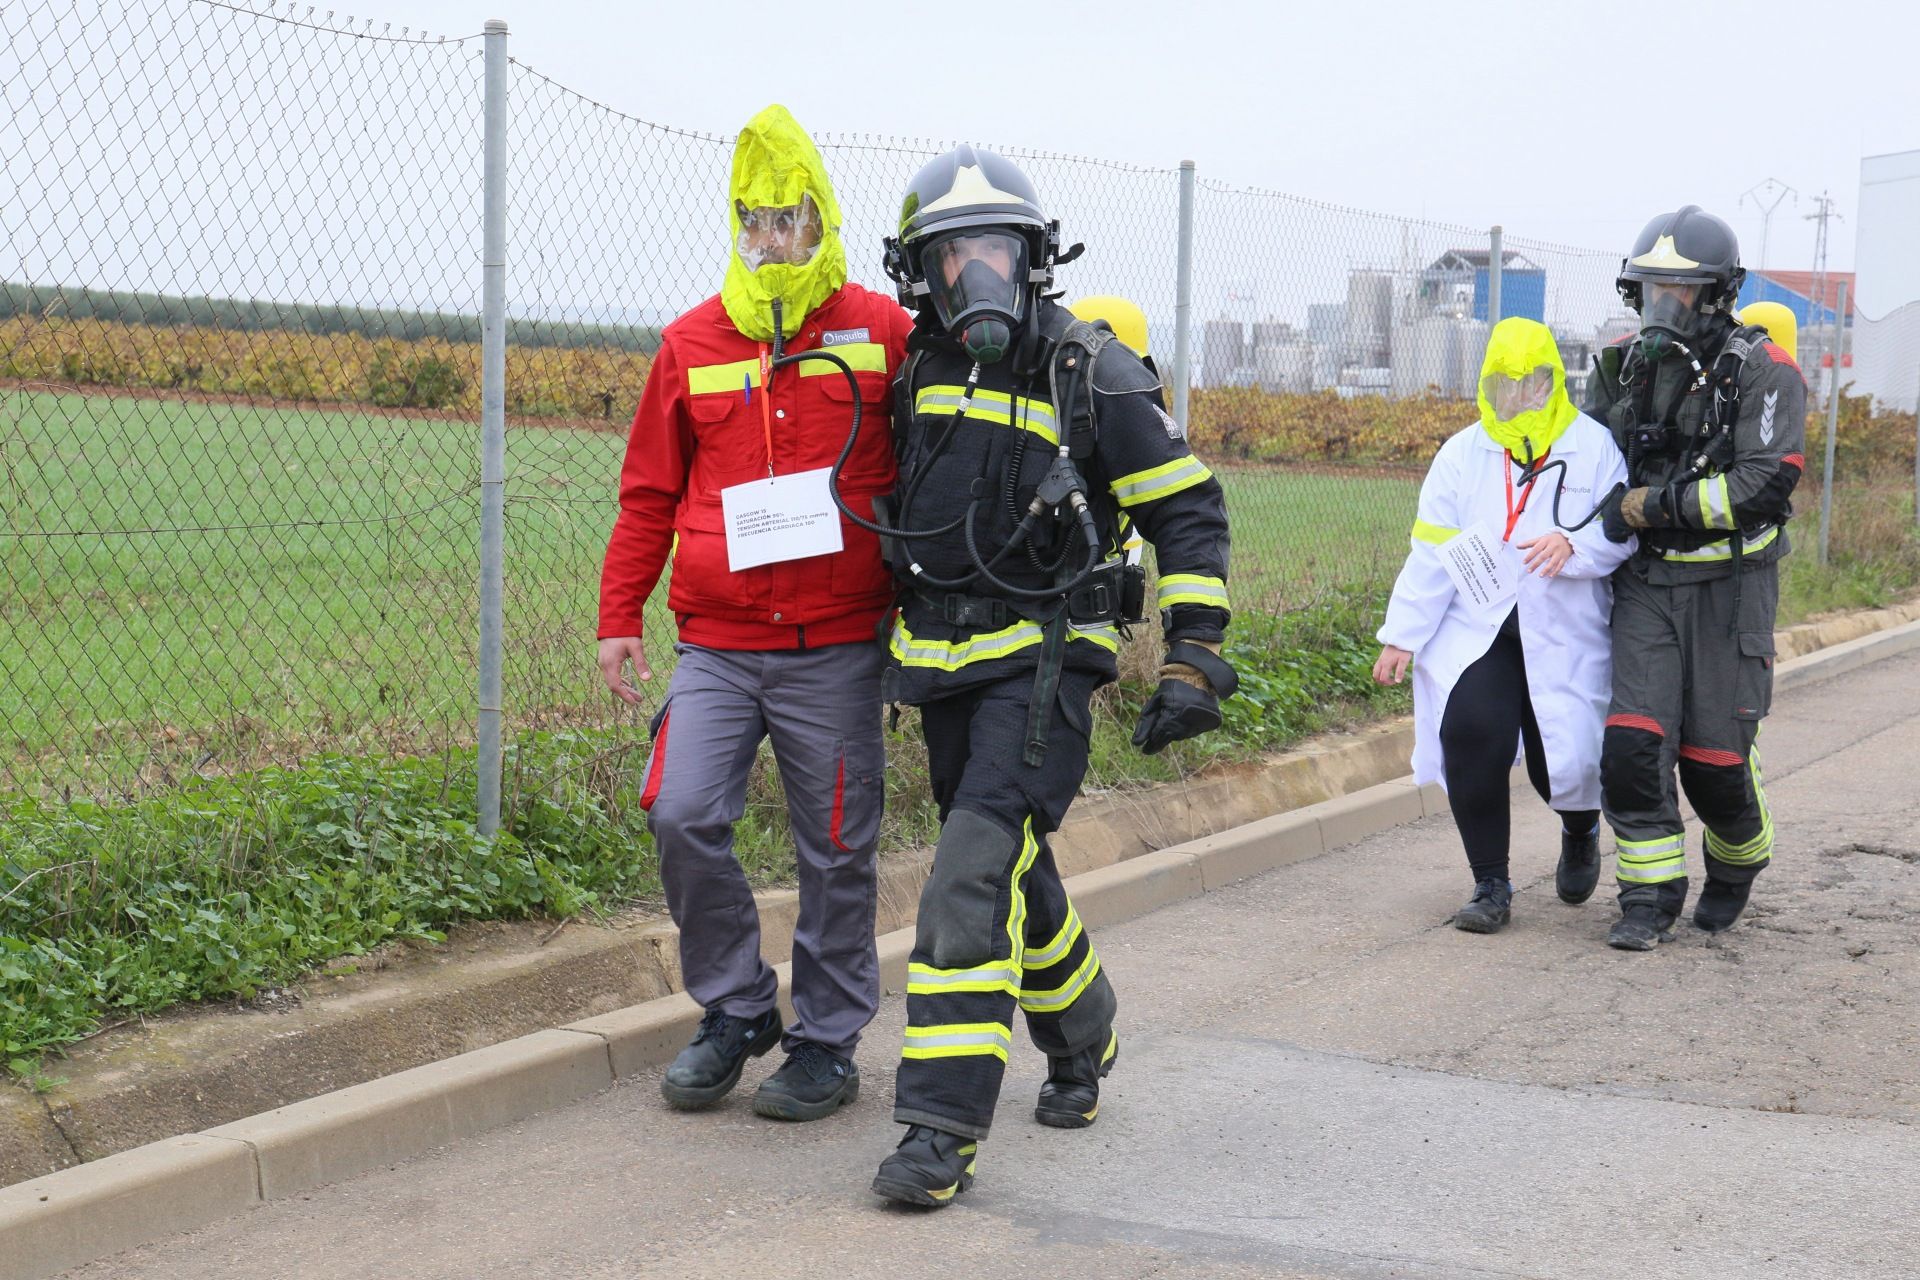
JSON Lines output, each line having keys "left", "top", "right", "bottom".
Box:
{"left": 1739, "top": 177, "right": 1798, "bottom": 282}
{"left": 1803, "top": 192, "right": 1842, "bottom": 403}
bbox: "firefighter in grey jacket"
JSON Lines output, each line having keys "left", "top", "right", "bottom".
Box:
{"left": 1587, "top": 205, "right": 1807, "bottom": 950}
{"left": 863, "top": 146, "right": 1234, "bottom": 1205}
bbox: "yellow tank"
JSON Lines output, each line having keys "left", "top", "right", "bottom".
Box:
{"left": 1737, "top": 300, "right": 1797, "bottom": 364}
{"left": 1068, "top": 295, "right": 1150, "bottom": 357}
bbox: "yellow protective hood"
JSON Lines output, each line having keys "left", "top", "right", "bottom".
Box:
{"left": 1476, "top": 316, "right": 1577, "bottom": 458}
{"left": 720, "top": 105, "right": 847, "bottom": 342}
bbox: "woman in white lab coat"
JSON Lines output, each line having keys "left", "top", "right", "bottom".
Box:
{"left": 1373, "top": 317, "right": 1632, "bottom": 933}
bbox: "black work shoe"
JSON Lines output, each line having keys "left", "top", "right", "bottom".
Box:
{"left": 1608, "top": 904, "right": 1677, "bottom": 951}
{"left": 1453, "top": 878, "right": 1513, "bottom": 934}
{"left": 1693, "top": 878, "right": 1755, "bottom": 934}
{"left": 871, "top": 1124, "right": 978, "bottom": 1208}
{"left": 751, "top": 1041, "right": 859, "bottom": 1121}
{"left": 1556, "top": 827, "right": 1602, "bottom": 904}
{"left": 1035, "top": 1029, "right": 1119, "bottom": 1129}
{"left": 659, "top": 1007, "right": 782, "bottom": 1110}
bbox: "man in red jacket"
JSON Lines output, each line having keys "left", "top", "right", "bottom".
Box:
{"left": 597, "top": 104, "right": 912, "bottom": 1121}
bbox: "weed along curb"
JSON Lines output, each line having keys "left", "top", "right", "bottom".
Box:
{"left": 1, "top": 603, "right": 1915, "bottom": 1279}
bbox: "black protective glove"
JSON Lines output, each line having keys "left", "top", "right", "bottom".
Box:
{"left": 1599, "top": 483, "right": 1634, "bottom": 544}
{"left": 1132, "top": 641, "right": 1239, "bottom": 755}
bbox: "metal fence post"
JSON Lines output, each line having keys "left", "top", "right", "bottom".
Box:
{"left": 1171, "top": 160, "right": 1196, "bottom": 430}
{"left": 1487, "top": 225, "right": 1503, "bottom": 327}
{"left": 477, "top": 18, "right": 508, "bottom": 835}
{"left": 1818, "top": 279, "right": 1848, "bottom": 567}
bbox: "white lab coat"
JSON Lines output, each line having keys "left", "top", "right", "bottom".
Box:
{"left": 1378, "top": 413, "right": 1633, "bottom": 810}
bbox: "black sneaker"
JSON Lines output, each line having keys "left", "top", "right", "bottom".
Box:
{"left": 1035, "top": 1029, "right": 1118, "bottom": 1129}
{"left": 871, "top": 1124, "right": 978, "bottom": 1208}
{"left": 659, "top": 1007, "right": 781, "bottom": 1110}
{"left": 1608, "top": 903, "right": 1677, "bottom": 951}
{"left": 751, "top": 1041, "right": 859, "bottom": 1121}
{"left": 1556, "top": 827, "right": 1602, "bottom": 904}
{"left": 1693, "top": 878, "right": 1755, "bottom": 934}
{"left": 1453, "top": 878, "right": 1512, "bottom": 934}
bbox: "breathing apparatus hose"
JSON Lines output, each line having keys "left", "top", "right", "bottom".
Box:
{"left": 765, "top": 345, "right": 965, "bottom": 544}
{"left": 961, "top": 481, "right": 1103, "bottom": 602}
{"left": 774, "top": 341, "right": 1106, "bottom": 601}
{"left": 1511, "top": 453, "right": 1619, "bottom": 534}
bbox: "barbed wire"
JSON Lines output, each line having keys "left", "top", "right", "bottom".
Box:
{"left": 191, "top": 0, "right": 481, "bottom": 44}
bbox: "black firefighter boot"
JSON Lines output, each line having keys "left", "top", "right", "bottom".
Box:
{"left": 1035, "top": 1029, "right": 1120, "bottom": 1128}
{"left": 1694, "top": 849, "right": 1764, "bottom": 934}
{"left": 1555, "top": 826, "right": 1602, "bottom": 905}
{"left": 1607, "top": 880, "right": 1685, "bottom": 952}
{"left": 871, "top": 1125, "right": 979, "bottom": 1208}
{"left": 1453, "top": 878, "right": 1512, "bottom": 934}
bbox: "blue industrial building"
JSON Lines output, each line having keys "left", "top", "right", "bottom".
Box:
{"left": 1735, "top": 270, "right": 1855, "bottom": 328}
{"left": 1420, "top": 249, "right": 1547, "bottom": 323}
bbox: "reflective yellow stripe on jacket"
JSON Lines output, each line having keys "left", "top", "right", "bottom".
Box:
{"left": 1109, "top": 456, "right": 1213, "bottom": 508}
{"left": 1660, "top": 523, "right": 1779, "bottom": 563}
{"left": 914, "top": 385, "right": 1060, "bottom": 445}
{"left": 1412, "top": 519, "right": 1459, "bottom": 546}
{"left": 1696, "top": 474, "right": 1736, "bottom": 531}
{"left": 888, "top": 617, "right": 1120, "bottom": 671}
{"left": 1156, "top": 573, "right": 1229, "bottom": 610}
{"left": 685, "top": 343, "right": 888, "bottom": 396}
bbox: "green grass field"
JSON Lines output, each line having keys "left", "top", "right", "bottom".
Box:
{"left": 0, "top": 389, "right": 647, "bottom": 794}
{"left": 0, "top": 389, "right": 1418, "bottom": 796}
{"left": 6, "top": 387, "right": 1907, "bottom": 800}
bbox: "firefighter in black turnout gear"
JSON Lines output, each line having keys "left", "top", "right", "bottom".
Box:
{"left": 866, "top": 147, "right": 1234, "bottom": 1207}
{"left": 1586, "top": 206, "right": 1807, "bottom": 951}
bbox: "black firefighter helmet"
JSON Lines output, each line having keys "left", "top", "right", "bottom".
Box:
{"left": 884, "top": 145, "right": 1062, "bottom": 364}
{"left": 1616, "top": 205, "right": 1746, "bottom": 347}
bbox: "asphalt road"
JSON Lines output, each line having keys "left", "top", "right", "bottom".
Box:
{"left": 64, "top": 648, "right": 1920, "bottom": 1279}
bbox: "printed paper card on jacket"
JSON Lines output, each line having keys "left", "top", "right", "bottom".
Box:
{"left": 1437, "top": 523, "right": 1518, "bottom": 619}
{"left": 720, "top": 468, "right": 845, "bottom": 571}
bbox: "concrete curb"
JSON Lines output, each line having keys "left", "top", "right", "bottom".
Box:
{"left": 3, "top": 600, "right": 1914, "bottom": 1279}
{"left": 1776, "top": 617, "right": 1920, "bottom": 693}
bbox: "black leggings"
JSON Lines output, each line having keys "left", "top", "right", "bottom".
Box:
{"left": 1440, "top": 610, "right": 1598, "bottom": 883}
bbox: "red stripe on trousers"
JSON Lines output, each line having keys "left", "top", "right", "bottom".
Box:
{"left": 829, "top": 756, "right": 851, "bottom": 852}
{"left": 1606, "top": 713, "right": 1665, "bottom": 736}
{"left": 638, "top": 711, "right": 670, "bottom": 812}
{"left": 1679, "top": 743, "right": 1746, "bottom": 767}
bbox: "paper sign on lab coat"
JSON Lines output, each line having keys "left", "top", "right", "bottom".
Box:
{"left": 720, "top": 468, "right": 845, "bottom": 572}
{"left": 1438, "top": 523, "right": 1518, "bottom": 619}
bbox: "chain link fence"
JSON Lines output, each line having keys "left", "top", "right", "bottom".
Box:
{"left": 3, "top": 0, "right": 1914, "bottom": 806}
{"left": 2, "top": 0, "right": 492, "bottom": 803}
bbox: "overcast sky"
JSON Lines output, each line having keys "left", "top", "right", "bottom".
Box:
{"left": 367, "top": 0, "right": 1914, "bottom": 276}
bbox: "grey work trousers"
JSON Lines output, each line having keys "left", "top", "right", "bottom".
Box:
{"left": 640, "top": 642, "right": 885, "bottom": 1056}
{"left": 1601, "top": 562, "right": 1779, "bottom": 910}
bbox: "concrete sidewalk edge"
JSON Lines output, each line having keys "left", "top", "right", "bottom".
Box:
{"left": 2, "top": 605, "right": 1914, "bottom": 1280}
{"left": 0, "top": 771, "right": 1440, "bottom": 1280}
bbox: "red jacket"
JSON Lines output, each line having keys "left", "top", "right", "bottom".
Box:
{"left": 599, "top": 283, "right": 913, "bottom": 650}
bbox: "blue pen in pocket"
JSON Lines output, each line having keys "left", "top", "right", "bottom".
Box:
{"left": 743, "top": 372, "right": 752, "bottom": 406}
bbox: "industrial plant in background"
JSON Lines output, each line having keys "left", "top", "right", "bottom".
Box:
{"left": 1202, "top": 247, "right": 1616, "bottom": 404}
